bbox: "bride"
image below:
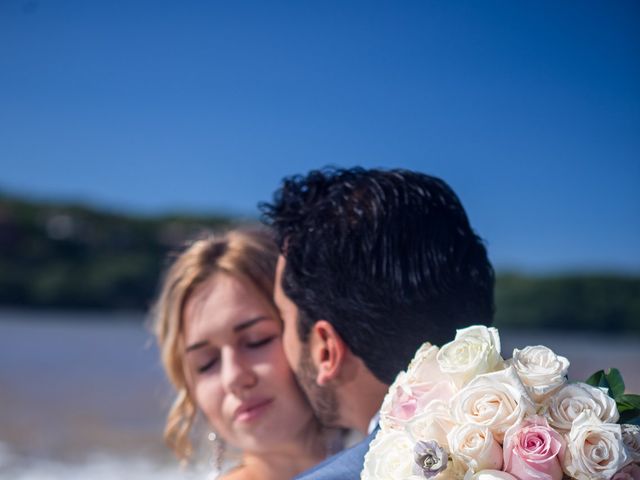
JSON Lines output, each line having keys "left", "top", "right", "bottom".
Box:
{"left": 152, "top": 227, "right": 340, "bottom": 479}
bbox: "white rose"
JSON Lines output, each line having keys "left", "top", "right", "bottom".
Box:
{"left": 437, "top": 325, "right": 503, "bottom": 387}
{"left": 545, "top": 382, "right": 619, "bottom": 434}
{"left": 450, "top": 366, "right": 535, "bottom": 442}
{"left": 563, "top": 410, "right": 629, "bottom": 480}
{"left": 465, "top": 470, "right": 518, "bottom": 480}
{"left": 361, "top": 430, "right": 418, "bottom": 480}
{"left": 510, "top": 345, "right": 569, "bottom": 403}
{"left": 621, "top": 424, "right": 640, "bottom": 462}
{"left": 406, "top": 399, "right": 456, "bottom": 450}
{"left": 448, "top": 424, "right": 503, "bottom": 473}
{"left": 434, "top": 455, "right": 469, "bottom": 480}
{"left": 407, "top": 342, "right": 447, "bottom": 383}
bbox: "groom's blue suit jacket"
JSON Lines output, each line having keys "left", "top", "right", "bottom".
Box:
{"left": 293, "top": 427, "right": 378, "bottom": 480}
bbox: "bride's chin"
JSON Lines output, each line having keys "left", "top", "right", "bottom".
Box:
{"left": 233, "top": 408, "right": 323, "bottom": 454}
{"left": 240, "top": 428, "right": 307, "bottom": 454}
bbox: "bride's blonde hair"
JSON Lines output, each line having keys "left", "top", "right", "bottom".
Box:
{"left": 152, "top": 227, "right": 279, "bottom": 461}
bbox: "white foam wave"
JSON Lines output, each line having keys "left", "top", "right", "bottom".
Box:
{"left": 0, "top": 445, "right": 207, "bottom": 480}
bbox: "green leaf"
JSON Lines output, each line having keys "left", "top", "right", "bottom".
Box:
{"left": 605, "top": 368, "right": 625, "bottom": 399}
{"left": 617, "top": 394, "right": 640, "bottom": 410}
{"left": 585, "top": 370, "right": 606, "bottom": 388}
{"left": 617, "top": 403, "right": 638, "bottom": 414}
{"left": 619, "top": 410, "right": 640, "bottom": 425}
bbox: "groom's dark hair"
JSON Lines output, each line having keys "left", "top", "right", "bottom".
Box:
{"left": 261, "top": 167, "right": 494, "bottom": 384}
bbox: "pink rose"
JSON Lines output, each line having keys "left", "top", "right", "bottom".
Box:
{"left": 503, "top": 416, "right": 566, "bottom": 480}
{"left": 613, "top": 463, "right": 640, "bottom": 480}
{"left": 390, "top": 384, "right": 421, "bottom": 420}
{"left": 388, "top": 380, "right": 454, "bottom": 422}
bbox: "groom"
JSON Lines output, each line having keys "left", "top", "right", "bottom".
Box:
{"left": 261, "top": 167, "right": 495, "bottom": 479}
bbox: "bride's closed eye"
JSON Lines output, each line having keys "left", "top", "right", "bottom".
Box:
{"left": 245, "top": 335, "right": 277, "bottom": 349}
{"left": 195, "top": 335, "right": 277, "bottom": 374}
{"left": 198, "top": 356, "right": 219, "bottom": 373}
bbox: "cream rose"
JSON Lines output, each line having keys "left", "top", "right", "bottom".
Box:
{"left": 545, "top": 382, "right": 619, "bottom": 434}
{"left": 361, "top": 430, "right": 417, "bottom": 479}
{"left": 437, "top": 325, "right": 503, "bottom": 387}
{"left": 447, "top": 424, "right": 503, "bottom": 473}
{"left": 406, "top": 399, "right": 456, "bottom": 450}
{"left": 466, "top": 471, "right": 518, "bottom": 480}
{"left": 450, "top": 366, "right": 535, "bottom": 442}
{"left": 563, "top": 410, "right": 629, "bottom": 480}
{"left": 407, "top": 342, "right": 448, "bottom": 383}
{"left": 510, "top": 345, "right": 569, "bottom": 403}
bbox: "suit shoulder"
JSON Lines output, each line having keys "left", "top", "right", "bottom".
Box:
{"left": 294, "top": 432, "right": 374, "bottom": 480}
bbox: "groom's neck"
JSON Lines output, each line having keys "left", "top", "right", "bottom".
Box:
{"left": 336, "top": 356, "right": 389, "bottom": 434}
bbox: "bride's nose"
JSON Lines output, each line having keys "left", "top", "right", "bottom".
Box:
{"left": 220, "top": 348, "right": 257, "bottom": 395}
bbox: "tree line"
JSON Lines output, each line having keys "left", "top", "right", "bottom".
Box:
{"left": 1, "top": 192, "right": 638, "bottom": 333}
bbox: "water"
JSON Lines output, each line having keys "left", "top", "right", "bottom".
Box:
{"left": 0, "top": 310, "right": 208, "bottom": 479}
{"left": 1, "top": 309, "right": 639, "bottom": 479}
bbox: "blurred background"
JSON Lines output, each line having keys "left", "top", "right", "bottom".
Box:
{"left": 1, "top": 1, "right": 639, "bottom": 478}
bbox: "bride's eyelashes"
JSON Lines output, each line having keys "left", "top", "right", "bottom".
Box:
{"left": 198, "top": 357, "right": 219, "bottom": 373}
{"left": 245, "top": 335, "right": 277, "bottom": 349}
{"left": 196, "top": 335, "right": 277, "bottom": 374}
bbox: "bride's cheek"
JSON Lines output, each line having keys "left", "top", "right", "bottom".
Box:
{"left": 196, "top": 380, "right": 223, "bottom": 419}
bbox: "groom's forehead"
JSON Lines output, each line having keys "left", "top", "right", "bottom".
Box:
{"left": 274, "top": 255, "right": 286, "bottom": 291}
{"left": 273, "top": 256, "right": 296, "bottom": 313}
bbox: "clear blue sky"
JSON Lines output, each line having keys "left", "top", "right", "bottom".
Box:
{"left": 1, "top": 1, "right": 638, "bottom": 272}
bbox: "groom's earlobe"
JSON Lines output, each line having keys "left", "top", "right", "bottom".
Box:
{"left": 310, "top": 320, "right": 346, "bottom": 386}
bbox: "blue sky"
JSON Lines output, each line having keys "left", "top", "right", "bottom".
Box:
{"left": 1, "top": 1, "right": 638, "bottom": 272}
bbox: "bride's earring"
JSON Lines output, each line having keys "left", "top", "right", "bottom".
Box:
{"left": 207, "top": 431, "right": 225, "bottom": 479}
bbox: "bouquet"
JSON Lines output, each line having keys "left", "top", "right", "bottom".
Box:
{"left": 362, "top": 326, "right": 640, "bottom": 480}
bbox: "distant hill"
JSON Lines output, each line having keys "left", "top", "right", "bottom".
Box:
{"left": 494, "top": 273, "right": 640, "bottom": 333}
{"left": 0, "top": 191, "right": 236, "bottom": 310}
{"left": 1, "top": 192, "right": 639, "bottom": 333}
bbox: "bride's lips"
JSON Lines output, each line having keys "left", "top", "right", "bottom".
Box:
{"left": 234, "top": 398, "right": 274, "bottom": 423}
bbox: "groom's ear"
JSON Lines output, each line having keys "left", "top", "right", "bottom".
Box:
{"left": 309, "top": 320, "right": 347, "bottom": 386}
